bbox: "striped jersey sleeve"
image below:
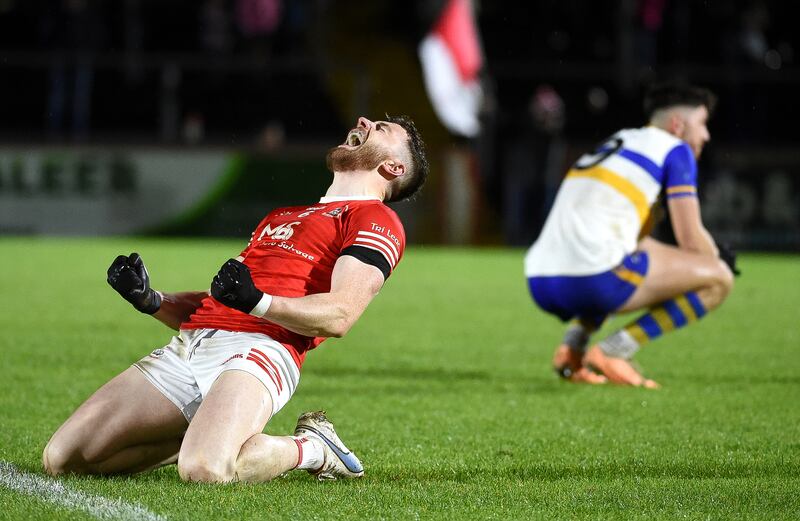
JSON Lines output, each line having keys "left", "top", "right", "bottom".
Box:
{"left": 662, "top": 143, "right": 698, "bottom": 199}
{"left": 340, "top": 203, "right": 405, "bottom": 280}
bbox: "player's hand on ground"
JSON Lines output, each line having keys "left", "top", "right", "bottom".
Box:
{"left": 583, "top": 346, "right": 660, "bottom": 389}
{"left": 640, "top": 378, "right": 660, "bottom": 389}
{"left": 106, "top": 253, "right": 162, "bottom": 314}
{"left": 210, "top": 259, "right": 264, "bottom": 314}
{"left": 570, "top": 368, "right": 608, "bottom": 385}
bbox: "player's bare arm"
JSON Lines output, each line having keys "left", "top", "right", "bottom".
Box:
{"left": 667, "top": 196, "right": 718, "bottom": 256}
{"left": 265, "top": 256, "right": 384, "bottom": 337}
{"left": 210, "top": 255, "right": 384, "bottom": 338}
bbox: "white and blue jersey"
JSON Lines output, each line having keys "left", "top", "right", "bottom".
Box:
{"left": 524, "top": 126, "right": 698, "bottom": 322}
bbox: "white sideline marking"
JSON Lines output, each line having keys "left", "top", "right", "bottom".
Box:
{"left": 0, "top": 461, "right": 167, "bottom": 521}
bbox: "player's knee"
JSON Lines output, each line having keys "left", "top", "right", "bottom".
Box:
{"left": 42, "top": 437, "right": 81, "bottom": 476}
{"left": 42, "top": 439, "right": 64, "bottom": 476}
{"left": 718, "top": 259, "right": 735, "bottom": 296}
{"left": 712, "top": 260, "right": 734, "bottom": 303}
{"left": 700, "top": 260, "right": 734, "bottom": 311}
{"left": 178, "top": 455, "right": 234, "bottom": 483}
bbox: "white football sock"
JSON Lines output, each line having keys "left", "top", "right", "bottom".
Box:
{"left": 598, "top": 329, "right": 640, "bottom": 359}
{"left": 563, "top": 322, "right": 591, "bottom": 354}
{"left": 292, "top": 435, "right": 324, "bottom": 471}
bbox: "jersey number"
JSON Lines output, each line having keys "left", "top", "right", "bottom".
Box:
{"left": 574, "top": 137, "right": 623, "bottom": 170}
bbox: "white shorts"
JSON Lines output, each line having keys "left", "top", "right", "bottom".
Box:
{"left": 134, "top": 328, "right": 300, "bottom": 422}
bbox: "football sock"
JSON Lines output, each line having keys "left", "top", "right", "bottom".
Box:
{"left": 599, "top": 292, "right": 707, "bottom": 358}
{"left": 563, "top": 320, "right": 591, "bottom": 354}
{"left": 292, "top": 435, "right": 325, "bottom": 471}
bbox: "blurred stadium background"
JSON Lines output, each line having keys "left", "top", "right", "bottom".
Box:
{"left": 0, "top": 0, "right": 797, "bottom": 247}
{"left": 2, "top": 3, "right": 799, "bottom": 518}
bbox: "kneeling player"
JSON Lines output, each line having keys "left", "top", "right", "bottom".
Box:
{"left": 43, "top": 115, "right": 428, "bottom": 481}
{"left": 524, "top": 83, "right": 735, "bottom": 387}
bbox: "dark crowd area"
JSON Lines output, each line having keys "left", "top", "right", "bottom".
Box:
{"left": 0, "top": 0, "right": 795, "bottom": 145}
{"left": 0, "top": 0, "right": 797, "bottom": 248}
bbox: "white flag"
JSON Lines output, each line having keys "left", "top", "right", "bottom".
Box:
{"left": 419, "top": 0, "right": 484, "bottom": 138}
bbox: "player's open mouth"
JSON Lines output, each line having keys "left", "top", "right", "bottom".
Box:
{"left": 342, "top": 128, "right": 367, "bottom": 149}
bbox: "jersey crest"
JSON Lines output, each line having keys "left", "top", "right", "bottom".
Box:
{"left": 258, "top": 221, "right": 301, "bottom": 241}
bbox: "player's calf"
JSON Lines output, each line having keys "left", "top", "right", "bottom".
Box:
{"left": 233, "top": 434, "right": 300, "bottom": 482}
{"left": 178, "top": 454, "right": 236, "bottom": 483}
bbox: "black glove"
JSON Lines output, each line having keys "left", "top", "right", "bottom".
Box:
{"left": 107, "top": 253, "right": 162, "bottom": 314}
{"left": 718, "top": 243, "right": 741, "bottom": 276}
{"left": 210, "top": 259, "right": 264, "bottom": 314}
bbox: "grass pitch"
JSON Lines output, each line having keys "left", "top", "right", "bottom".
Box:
{"left": 1, "top": 237, "right": 798, "bottom": 520}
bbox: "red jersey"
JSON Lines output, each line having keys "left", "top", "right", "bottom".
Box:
{"left": 182, "top": 196, "right": 406, "bottom": 367}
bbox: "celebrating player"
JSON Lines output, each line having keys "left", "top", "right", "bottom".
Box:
{"left": 524, "top": 83, "right": 735, "bottom": 387}
{"left": 43, "top": 115, "right": 428, "bottom": 482}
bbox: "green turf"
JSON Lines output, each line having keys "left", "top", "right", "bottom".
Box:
{"left": 1, "top": 237, "right": 798, "bottom": 520}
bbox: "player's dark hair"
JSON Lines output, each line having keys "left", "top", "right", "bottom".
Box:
{"left": 643, "top": 83, "right": 717, "bottom": 120}
{"left": 385, "top": 114, "right": 429, "bottom": 203}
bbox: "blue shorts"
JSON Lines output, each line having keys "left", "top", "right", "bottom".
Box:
{"left": 527, "top": 251, "right": 649, "bottom": 325}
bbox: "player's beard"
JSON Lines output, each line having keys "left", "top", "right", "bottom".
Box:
{"left": 326, "top": 141, "right": 388, "bottom": 173}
